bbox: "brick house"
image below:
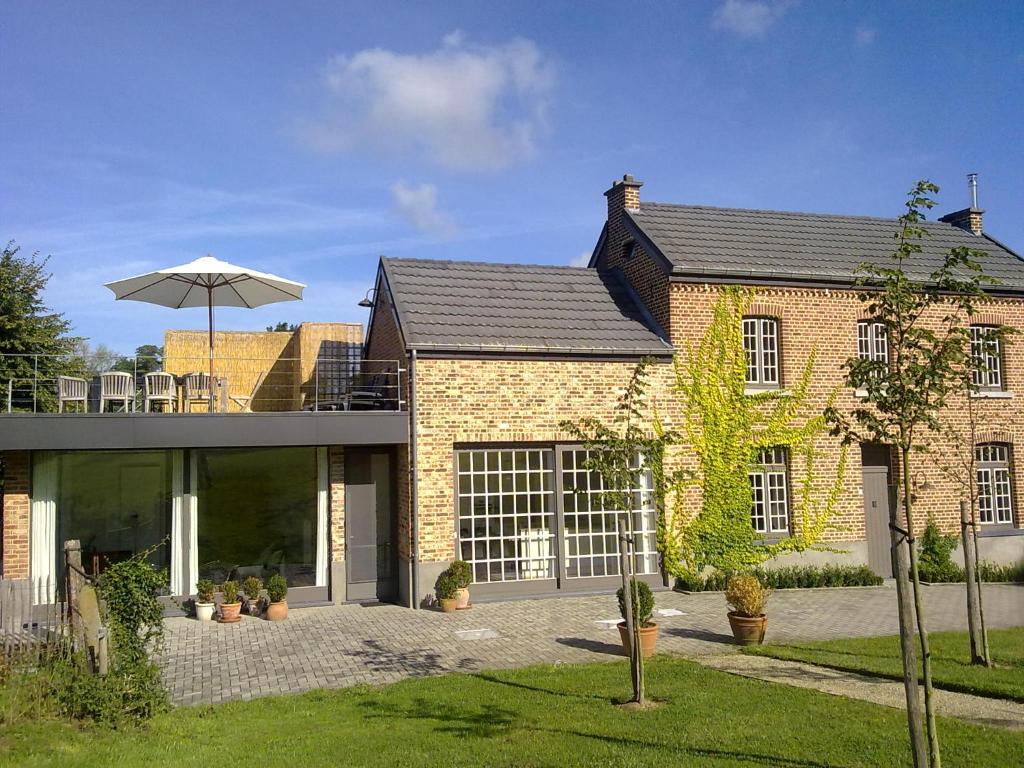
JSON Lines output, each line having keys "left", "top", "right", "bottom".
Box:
{"left": 2, "top": 175, "right": 1022, "bottom": 609}
{"left": 364, "top": 174, "right": 1024, "bottom": 605}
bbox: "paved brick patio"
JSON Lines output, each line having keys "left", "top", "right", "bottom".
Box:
{"left": 160, "top": 583, "right": 1024, "bottom": 705}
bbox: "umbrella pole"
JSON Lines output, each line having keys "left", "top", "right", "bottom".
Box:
{"left": 208, "top": 286, "right": 215, "bottom": 412}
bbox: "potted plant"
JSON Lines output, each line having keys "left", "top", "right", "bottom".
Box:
{"left": 449, "top": 559, "right": 473, "bottom": 609}
{"left": 243, "top": 576, "right": 263, "bottom": 617}
{"left": 219, "top": 579, "right": 242, "bottom": 623}
{"left": 265, "top": 573, "right": 288, "bottom": 621}
{"left": 195, "top": 578, "right": 216, "bottom": 622}
{"left": 435, "top": 569, "right": 459, "bottom": 613}
{"left": 616, "top": 578, "right": 659, "bottom": 658}
{"left": 725, "top": 573, "right": 769, "bottom": 645}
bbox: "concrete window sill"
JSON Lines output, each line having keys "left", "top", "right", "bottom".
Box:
{"left": 970, "top": 390, "right": 1014, "bottom": 399}
{"left": 977, "top": 526, "right": 1022, "bottom": 538}
{"left": 744, "top": 387, "right": 790, "bottom": 397}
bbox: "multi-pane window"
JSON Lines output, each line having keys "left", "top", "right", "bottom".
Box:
{"left": 743, "top": 317, "right": 780, "bottom": 387}
{"left": 749, "top": 447, "right": 789, "bottom": 534}
{"left": 857, "top": 320, "right": 888, "bottom": 366}
{"left": 561, "top": 449, "right": 658, "bottom": 578}
{"left": 456, "top": 449, "right": 557, "bottom": 584}
{"left": 976, "top": 444, "right": 1014, "bottom": 525}
{"left": 970, "top": 325, "right": 1003, "bottom": 391}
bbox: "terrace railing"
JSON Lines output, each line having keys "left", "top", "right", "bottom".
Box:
{"left": 0, "top": 353, "right": 405, "bottom": 414}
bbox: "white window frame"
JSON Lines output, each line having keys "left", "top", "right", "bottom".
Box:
{"left": 749, "top": 447, "right": 789, "bottom": 534}
{"left": 970, "top": 325, "right": 1003, "bottom": 391}
{"left": 976, "top": 444, "right": 1014, "bottom": 526}
{"left": 743, "top": 317, "right": 780, "bottom": 388}
{"left": 857, "top": 320, "right": 888, "bottom": 366}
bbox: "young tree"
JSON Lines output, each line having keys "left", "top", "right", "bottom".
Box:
{"left": 561, "top": 359, "right": 676, "bottom": 705}
{"left": 0, "top": 242, "right": 83, "bottom": 411}
{"left": 827, "top": 181, "right": 997, "bottom": 768}
{"left": 662, "top": 286, "right": 848, "bottom": 582}
{"left": 933, "top": 347, "right": 1017, "bottom": 667}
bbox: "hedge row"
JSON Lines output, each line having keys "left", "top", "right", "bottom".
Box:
{"left": 675, "top": 564, "right": 883, "bottom": 592}
{"left": 919, "top": 560, "right": 1024, "bottom": 584}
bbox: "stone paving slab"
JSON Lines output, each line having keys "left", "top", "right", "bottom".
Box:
{"left": 159, "top": 583, "right": 1024, "bottom": 706}
{"left": 698, "top": 653, "right": 1024, "bottom": 731}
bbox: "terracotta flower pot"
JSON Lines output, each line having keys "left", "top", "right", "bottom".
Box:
{"left": 219, "top": 602, "right": 242, "bottom": 623}
{"left": 617, "top": 621, "right": 660, "bottom": 658}
{"left": 266, "top": 599, "right": 288, "bottom": 621}
{"left": 455, "top": 587, "right": 470, "bottom": 610}
{"left": 439, "top": 597, "right": 458, "bottom": 613}
{"left": 728, "top": 612, "right": 767, "bottom": 645}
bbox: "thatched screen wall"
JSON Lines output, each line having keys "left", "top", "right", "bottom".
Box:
{"left": 163, "top": 323, "right": 363, "bottom": 411}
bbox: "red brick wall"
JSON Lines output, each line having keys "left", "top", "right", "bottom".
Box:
{"left": 1, "top": 451, "right": 30, "bottom": 580}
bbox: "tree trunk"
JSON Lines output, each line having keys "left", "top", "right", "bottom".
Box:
{"left": 959, "top": 501, "right": 985, "bottom": 665}
{"left": 891, "top": 485, "right": 927, "bottom": 768}
{"left": 618, "top": 516, "right": 644, "bottom": 704}
{"left": 901, "top": 450, "right": 941, "bottom": 768}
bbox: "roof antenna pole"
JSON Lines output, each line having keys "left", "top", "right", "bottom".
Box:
{"left": 968, "top": 173, "right": 979, "bottom": 209}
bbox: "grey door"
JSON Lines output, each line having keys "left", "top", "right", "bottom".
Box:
{"left": 862, "top": 465, "right": 892, "bottom": 578}
{"left": 345, "top": 450, "right": 397, "bottom": 601}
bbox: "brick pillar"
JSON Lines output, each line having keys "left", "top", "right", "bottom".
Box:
{"left": 1, "top": 451, "right": 31, "bottom": 580}
{"left": 328, "top": 446, "right": 345, "bottom": 603}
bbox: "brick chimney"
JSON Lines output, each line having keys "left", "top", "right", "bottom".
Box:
{"left": 938, "top": 173, "right": 984, "bottom": 235}
{"left": 604, "top": 173, "right": 643, "bottom": 225}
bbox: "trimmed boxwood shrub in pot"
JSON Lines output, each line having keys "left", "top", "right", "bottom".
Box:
{"left": 219, "top": 580, "right": 242, "bottom": 623}
{"left": 435, "top": 569, "right": 459, "bottom": 613}
{"left": 615, "top": 578, "right": 659, "bottom": 658}
{"left": 195, "top": 578, "right": 216, "bottom": 622}
{"left": 449, "top": 560, "right": 473, "bottom": 610}
{"left": 265, "top": 573, "right": 288, "bottom": 621}
{"left": 725, "top": 573, "right": 769, "bottom": 645}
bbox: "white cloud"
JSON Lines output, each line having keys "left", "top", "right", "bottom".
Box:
{"left": 712, "top": 0, "right": 795, "bottom": 39}
{"left": 569, "top": 250, "right": 592, "bottom": 267}
{"left": 390, "top": 181, "right": 457, "bottom": 239}
{"left": 300, "top": 32, "right": 555, "bottom": 171}
{"left": 854, "top": 25, "right": 877, "bottom": 46}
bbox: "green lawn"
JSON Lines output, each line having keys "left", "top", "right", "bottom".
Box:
{"left": 744, "top": 628, "right": 1024, "bottom": 702}
{"left": 2, "top": 658, "right": 1021, "bottom": 767}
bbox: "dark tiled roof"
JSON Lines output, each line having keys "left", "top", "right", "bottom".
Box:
{"left": 380, "top": 257, "right": 672, "bottom": 355}
{"left": 629, "top": 203, "right": 1024, "bottom": 291}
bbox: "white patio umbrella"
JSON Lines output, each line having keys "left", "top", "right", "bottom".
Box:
{"left": 104, "top": 255, "right": 305, "bottom": 406}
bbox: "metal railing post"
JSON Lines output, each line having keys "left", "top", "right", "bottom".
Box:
{"left": 32, "top": 354, "right": 39, "bottom": 413}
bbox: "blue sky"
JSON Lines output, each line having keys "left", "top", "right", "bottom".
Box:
{"left": 3, "top": 1, "right": 1023, "bottom": 351}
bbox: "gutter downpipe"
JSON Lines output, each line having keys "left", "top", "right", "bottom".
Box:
{"left": 408, "top": 349, "right": 419, "bottom": 608}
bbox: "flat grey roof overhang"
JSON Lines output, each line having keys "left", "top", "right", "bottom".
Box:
{"left": 0, "top": 411, "right": 409, "bottom": 451}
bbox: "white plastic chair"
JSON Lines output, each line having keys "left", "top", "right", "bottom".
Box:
{"left": 144, "top": 372, "right": 177, "bottom": 412}
{"left": 182, "top": 372, "right": 211, "bottom": 412}
{"left": 57, "top": 376, "right": 89, "bottom": 413}
{"left": 99, "top": 371, "right": 134, "bottom": 412}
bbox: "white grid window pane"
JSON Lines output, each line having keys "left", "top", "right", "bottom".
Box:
{"left": 971, "top": 326, "right": 1003, "bottom": 389}
{"left": 975, "top": 444, "right": 1013, "bottom": 526}
{"left": 456, "top": 448, "right": 556, "bottom": 584}
{"left": 858, "top": 320, "right": 888, "bottom": 365}
{"left": 743, "top": 317, "right": 780, "bottom": 386}
{"left": 750, "top": 448, "right": 789, "bottom": 534}
{"left": 561, "top": 449, "right": 658, "bottom": 578}
{"left": 749, "top": 472, "right": 766, "bottom": 532}
{"left": 977, "top": 468, "right": 994, "bottom": 524}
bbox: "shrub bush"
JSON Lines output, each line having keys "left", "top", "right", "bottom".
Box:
{"left": 725, "top": 573, "right": 768, "bottom": 617}
{"left": 917, "top": 518, "right": 961, "bottom": 582}
{"left": 449, "top": 560, "right": 473, "bottom": 589}
{"left": 616, "top": 578, "right": 655, "bottom": 627}
{"left": 221, "top": 580, "right": 240, "bottom": 604}
{"left": 675, "top": 564, "right": 882, "bottom": 592}
{"left": 266, "top": 573, "right": 288, "bottom": 603}
{"left": 435, "top": 570, "right": 459, "bottom": 600}
{"left": 196, "top": 578, "right": 216, "bottom": 603}
{"left": 242, "top": 576, "right": 262, "bottom": 601}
